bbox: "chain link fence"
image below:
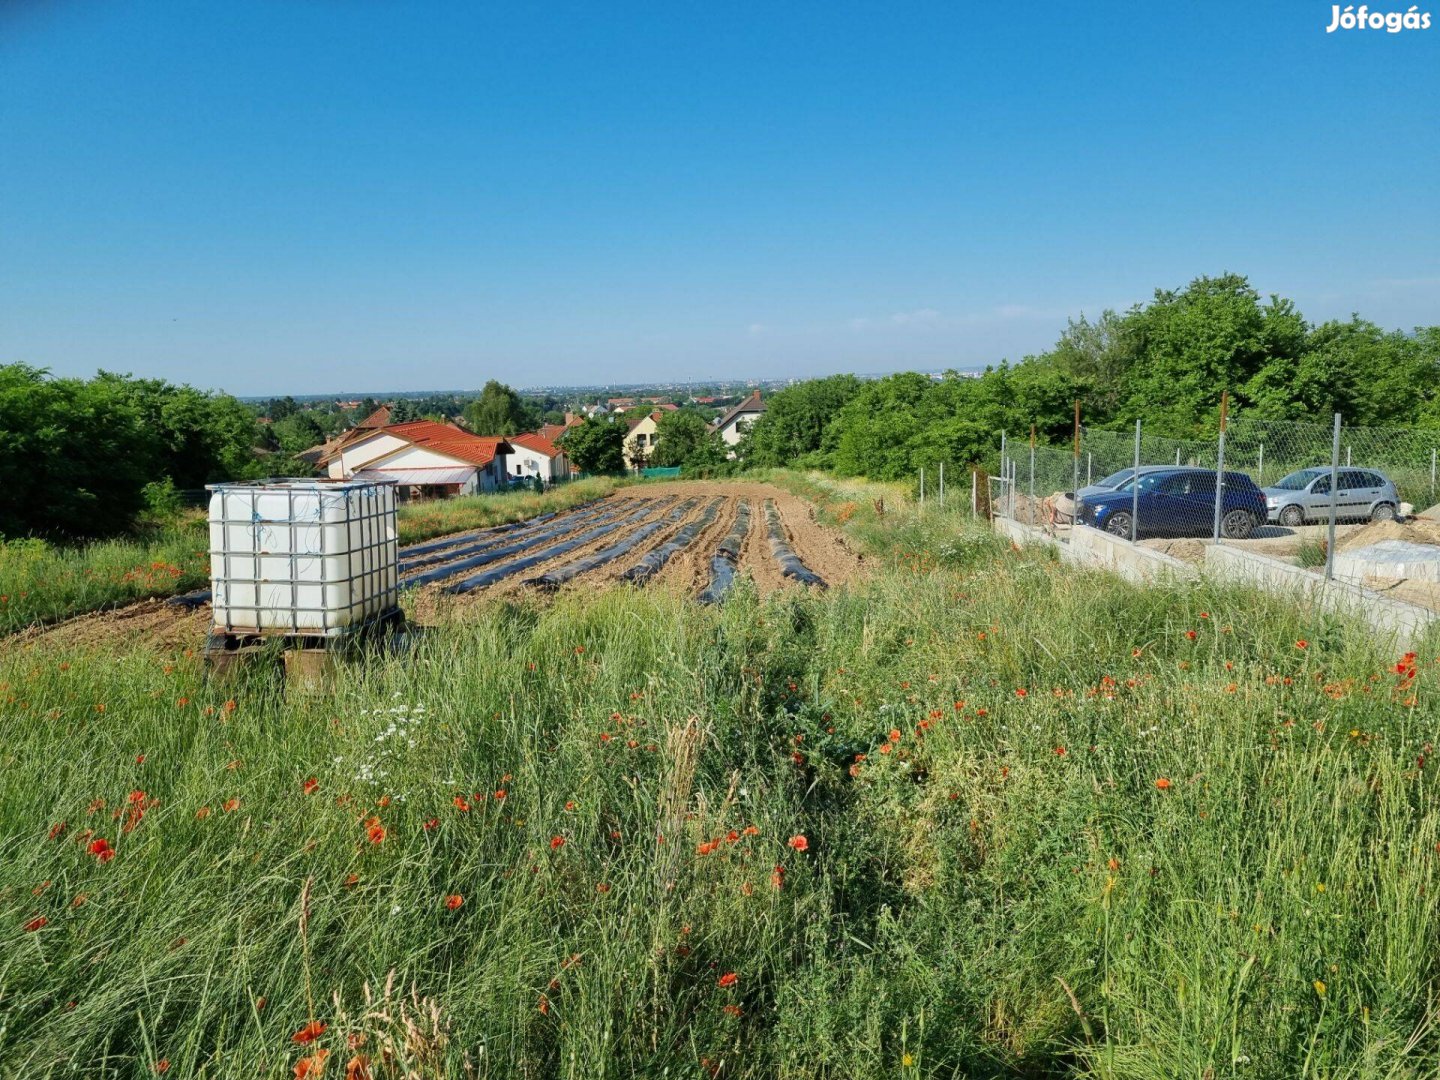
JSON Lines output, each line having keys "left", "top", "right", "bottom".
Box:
{"left": 989, "top": 406, "right": 1440, "bottom": 580}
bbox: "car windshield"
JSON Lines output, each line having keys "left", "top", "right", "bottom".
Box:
{"left": 1273, "top": 468, "right": 1326, "bottom": 491}
{"left": 1096, "top": 470, "right": 1139, "bottom": 489}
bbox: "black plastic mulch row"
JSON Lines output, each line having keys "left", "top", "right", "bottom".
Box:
{"left": 444, "top": 499, "right": 678, "bottom": 595}
{"left": 526, "top": 499, "right": 702, "bottom": 589}
{"left": 697, "top": 499, "right": 751, "bottom": 605}
{"left": 619, "top": 498, "right": 724, "bottom": 585}
{"left": 403, "top": 500, "right": 643, "bottom": 589}
{"left": 764, "top": 499, "right": 826, "bottom": 588}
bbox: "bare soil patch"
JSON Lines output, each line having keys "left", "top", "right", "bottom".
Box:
{"left": 4, "top": 598, "right": 210, "bottom": 656}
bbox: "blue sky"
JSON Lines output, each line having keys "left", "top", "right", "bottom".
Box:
{"left": 2, "top": 1, "right": 1437, "bottom": 396}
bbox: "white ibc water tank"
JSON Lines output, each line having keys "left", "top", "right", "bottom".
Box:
{"left": 208, "top": 479, "right": 399, "bottom": 636}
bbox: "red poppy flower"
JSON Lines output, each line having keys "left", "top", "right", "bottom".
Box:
{"left": 23, "top": 915, "right": 47, "bottom": 932}
{"left": 422, "top": 818, "right": 439, "bottom": 831}
{"left": 89, "top": 838, "right": 115, "bottom": 862}
{"left": 717, "top": 972, "right": 738, "bottom": 988}
{"left": 1054, "top": 746, "right": 1067, "bottom": 756}
{"left": 302, "top": 778, "right": 319, "bottom": 795}
{"left": 291, "top": 1020, "right": 328, "bottom": 1044}
{"left": 294, "top": 1050, "right": 329, "bottom": 1079}
{"left": 153, "top": 1059, "right": 170, "bottom": 1074}
{"left": 453, "top": 796, "right": 470, "bottom": 812}
{"left": 494, "top": 790, "right": 506, "bottom": 801}
{"left": 1184, "top": 630, "right": 1197, "bottom": 641}
{"left": 222, "top": 798, "right": 240, "bottom": 813}
{"left": 366, "top": 822, "right": 385, "bottom": 844}
{"left": 1154, "top": 777, "right": 1172, "bottom": 790}
{"left": 445, "top": 894, "right": 463, "bottom": 910}
{"left": 788, "top": 834, "right": 808, "bottom": 852}
{"left": 1295, "top": 640, "right": 1309, "bottom": 649}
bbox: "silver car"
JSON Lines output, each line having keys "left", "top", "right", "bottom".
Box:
{"left": 1262, "top": 467, "right": 1399, "bottom": 526}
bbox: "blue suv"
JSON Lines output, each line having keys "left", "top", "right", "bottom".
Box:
{"left": 1077, "top": 467, "right": 1267, "bottom": 540}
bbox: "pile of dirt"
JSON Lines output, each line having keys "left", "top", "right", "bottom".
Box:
{"left": 1418, "top": 503, "right": 1440, "bottom": 523}
{"left": 1336, "top": 518, "right": 1440, "bottom": 553}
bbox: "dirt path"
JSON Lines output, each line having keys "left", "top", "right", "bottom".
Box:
{"left": 3, "top": 598, "right": 211, "bottom": 656}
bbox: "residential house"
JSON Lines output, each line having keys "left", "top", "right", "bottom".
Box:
{"left": 318, "top": 419, "right": 512, "bottom": 499}
{"left": 507, "top": 432, "right": 570, "bottom": 484}
{"left": 537, "top": 412, "right": 583, "bottom": 444}
{"left": 710, "top": 391, "right": 765, "bottom": 452}
{"left": 622, "top": 410, "right": 664, "bottom": 470}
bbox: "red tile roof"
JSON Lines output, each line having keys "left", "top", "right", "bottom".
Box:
{"left": 356, "top": 404, "right": 392, "bottom": 429}
{"left": 538, "top": 417, "right": 582, "bottom": 443}
{"left": 383, "top": 420, "right": 511, "bottom": 467}
{"left": 509, "top": 431, "right": 565, "bottom": 458}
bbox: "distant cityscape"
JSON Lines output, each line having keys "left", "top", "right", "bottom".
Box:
{"left": 240, "top": 367, "right": 989, "bottom": 405}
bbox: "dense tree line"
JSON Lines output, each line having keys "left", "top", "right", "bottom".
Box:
{"left": 739, "top": 274, "right": 1440, "bottom": 481}
{"left": 0, "top": 365, "right": 277, "bottom": 538}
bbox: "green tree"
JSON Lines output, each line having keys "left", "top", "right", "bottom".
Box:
{"left": 564, "top": 416, "right": 627, "bottom": 475}
{"left": 651, "top": 409, "right": 725, "bottom": 469}
{"left": 742, "top": 375, "right": 862, "bottom": 468}
{"left": 464, "top": 380, "right": 540, "bottom": 435}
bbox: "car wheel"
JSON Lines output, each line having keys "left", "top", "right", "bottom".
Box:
{"left": 1371, "top": 502, "right": 1397, "bottom": 522}
{"left": 1104, "top": 512, "right": 1133, "bottom": 539}
{"left": 1278, "top": 504, "right": 1304, "bottom": 527}
{"left": 1221, "top": 509, "right": 1255, "bottom": 539}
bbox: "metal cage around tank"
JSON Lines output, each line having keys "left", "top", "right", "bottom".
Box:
{"left": 206, "top": 478, "right": 400, "bottom": 638}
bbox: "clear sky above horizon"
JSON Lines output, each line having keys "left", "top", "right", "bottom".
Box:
{"left": 2, "top": 1, "right": 1437, "bottom": 397}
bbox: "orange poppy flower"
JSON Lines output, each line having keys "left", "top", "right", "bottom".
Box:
{"left": 717, "top": 972, "right": 738, "bottom": 988}
{"left": 294, "top": 1050, "right": 329, "bottom": 1079}
{"left": 291, "top": 1020, "right": 328, "bottom": 1044}
{"left": 1154, "top": 777, "right": 1172, "bottom": 790}
{"left": 223, "top": 798, "right": 240, "bottom": 813}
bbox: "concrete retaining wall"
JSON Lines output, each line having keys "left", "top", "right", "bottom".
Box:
{"left": 988, "top": 516, "right": 1437, "bottom": 649}
{"left": 1204, "top": 545, "right": 1436, "bottom": 650}
{"left": 1066, "top": 524, "right": 1195, "bottom": 584}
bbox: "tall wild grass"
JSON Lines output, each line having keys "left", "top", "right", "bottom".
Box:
{"left": 0, "top": 502, "right": 1436, "bottom": 1077}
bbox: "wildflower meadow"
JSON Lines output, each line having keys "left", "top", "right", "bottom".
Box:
{"left": 1, "top": 486, "right": 1437, "bottom": 1078}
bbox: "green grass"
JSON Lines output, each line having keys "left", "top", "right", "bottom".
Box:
{"left": 0, "top": 524, "right": 211, "bottom": 635}
{"left": 0, "top": 493, "right": 1437, "bottom": 1078}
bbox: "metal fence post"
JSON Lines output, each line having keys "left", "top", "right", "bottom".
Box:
{"left": 1072, "top": 401, "right": 1081, "bottom": 530}
{"left": 1212, "top": 390, "right": 1229, "bottom": 545}
{"left": 1131, "top": 418, "right": 1141, "bottom": 543}
{"left": 1086, "top": 451, "right": 1092, "bottom": 486}
{"left": 1029, "top": 424, "right": 1036, "bottom": 527}
{"left": 1325, "top": 413, "right": 1341, "bottom": 582}
{"left": 999, "top": 432, "right": 1008, "bottom": 518}
{"left": 1432, "top": 447, "right": 1437, "bottom": 506}
{"left": 1257, "top": 443, "right": 1264, "bottom": 487}
{"left": 1346, "top": 446, "right": 1352, "bottom": 467}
